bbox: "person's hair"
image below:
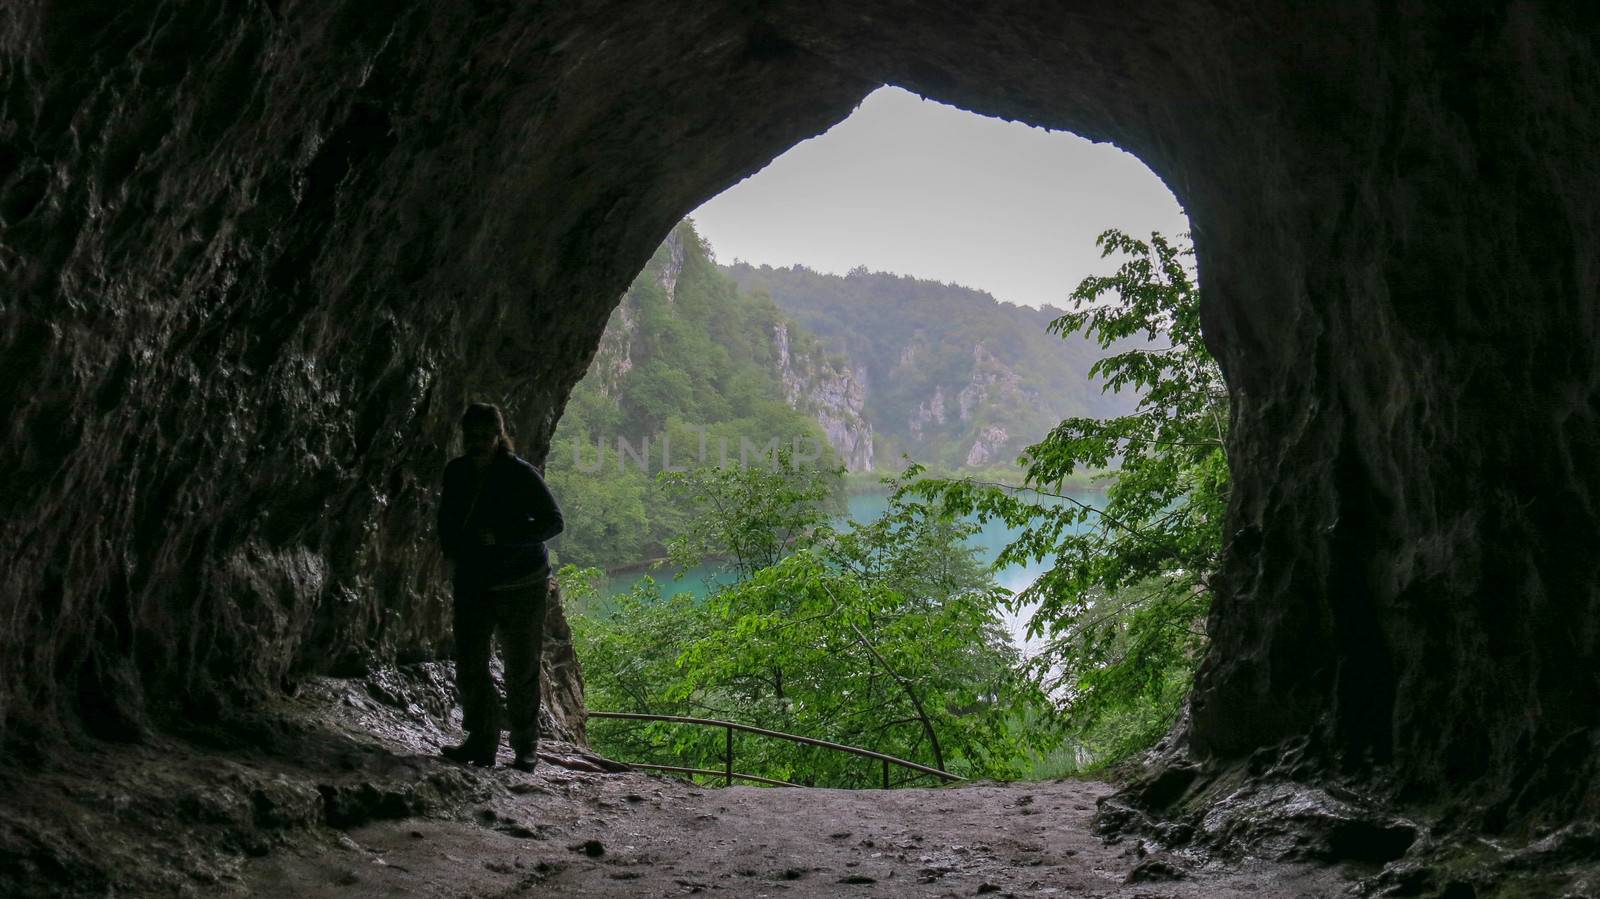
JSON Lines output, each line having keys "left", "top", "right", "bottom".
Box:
{"left": 460, "top": 402, "right": 514, "bottom": 453}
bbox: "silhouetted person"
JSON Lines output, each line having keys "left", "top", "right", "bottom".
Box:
{"left": 437, "top": 403, "right": 564, "bottom": 772}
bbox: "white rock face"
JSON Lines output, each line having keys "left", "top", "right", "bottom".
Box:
{"left": 773, "top": 322, "right": 875, "bottom": 470}
{"left": 959, "top": 344, "right": 1025, "bottom": 422}
{"left": 965, "top": 424, "right": 1011, "bottom": 466}
{"left": 593, "top": 302, "right": 636, "bottom": 395}
{"left": 908, "top": 384, "right": 947, "bottom": 439}
{"left": 656, "top": 229, "right": 688, "bottom": 303}
{"left": 897, "top": 342, "right": 918, "bottom": 369}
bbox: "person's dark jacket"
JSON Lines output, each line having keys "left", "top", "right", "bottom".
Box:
{"left": 438, "top": 449, "right": 564, "bottom": 583}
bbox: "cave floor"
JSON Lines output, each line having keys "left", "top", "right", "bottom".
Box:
{"left": 241, "top": 765, "right": 1347, "bottom": 898}
{"left": 1, "top": 668, "right": 1351, "bottom": 897}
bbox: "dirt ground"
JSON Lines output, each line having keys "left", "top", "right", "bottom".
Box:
{"left": 0, "top": 667, "right": 1357, "bottom": 898}
{"left": 241, "top": 757, "right": 1350, "bottom": 898}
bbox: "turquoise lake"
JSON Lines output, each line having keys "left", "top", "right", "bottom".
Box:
{"left": 595, "top": 488, "right": 1104, "bottom": 657}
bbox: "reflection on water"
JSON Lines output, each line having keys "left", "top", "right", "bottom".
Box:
{"left": 594, "top": 488, "right": 1102, "bottom": 656}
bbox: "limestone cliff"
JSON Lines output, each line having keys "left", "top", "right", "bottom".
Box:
{"left": 908, "top": 384, "right": 948, "bottom": 440}
{"left": 964, "top": 424, "right": 1010, "bottom": 467}
{"left": 566, "top": 223, "right": 873, "bottom": 473}
{"left": 772, "top": 321, "right": 875, "bottom": 471}
{"left": 958, "top": 345, "right": 1029, "bottom": 422}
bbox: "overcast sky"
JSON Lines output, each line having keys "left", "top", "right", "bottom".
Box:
{"left": 690, "top": 86, "right": 1190, "bottom": 310}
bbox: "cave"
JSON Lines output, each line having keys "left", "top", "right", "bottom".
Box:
{"left": 3, "top": 0, "right": 1597, "bottom": 885}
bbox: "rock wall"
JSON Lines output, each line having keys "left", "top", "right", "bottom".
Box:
{"left": 4, "top": 0, "right": 1598, "bottom": 834}
{"left": 957, "top": 344, "right": 1026, "bottom": 424}
{"left": 537, "top": 576, "right": 588, "bottom": 746}
{"left": 965, "top": 425, "right": 1010, "bottom": 468}
{"left": 772, "top": 321, "right": 875, "bottom": 471}
{"left": 908, "top": 384, "right": 949, "bottom": 440}
{"left": 0, "top": 1, "right": 869, "bottom": 745}
{"left": 769, "top": 0, "right": 1600, "bottom": 831}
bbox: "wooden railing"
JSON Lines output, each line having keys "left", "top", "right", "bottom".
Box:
{"left": 586, "top": 710, "right": 965, "bottom": 789}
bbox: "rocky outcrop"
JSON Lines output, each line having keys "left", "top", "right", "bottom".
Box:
{"left": 537, "top": 577, "right": 589, "bottom": 745}
{"left": 773, "top": 321, "right": 875, "bottom": 470}
{"left": 585, "top": 227, "right": 691, "bottom": 396}
{"left": 958, "top": 344, "right": 1026, "bottom": 422}
{"left": 908, "top": 385, "right": 948, "bottom": 439}
{"left": 897, "top": 341, "right": 920, "bottom": 371}
{"left": 591, "top": 302, "right": 636, "bottom": 397}
{"left": 5, "top": 0, "right": 1599, "bottom": 854}
{"left": 964, "top": 425, "right": 1010, "bottom": 467}
{"left": 656, "top": 228, "right": 689, "bottom": 304}
{"left": 311, "top": 573, "right": 588, "bottom": 749}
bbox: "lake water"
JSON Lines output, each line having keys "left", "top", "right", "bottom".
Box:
{"left": 596, "top": 488, "right": 1103, "bottom": 657}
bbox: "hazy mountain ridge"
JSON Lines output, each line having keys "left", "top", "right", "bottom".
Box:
{"left": 549, "top": 220, "right": 1137, "bottom": 569}
{"left": 724, "top": 259, "right": 1135, "bottom": 471}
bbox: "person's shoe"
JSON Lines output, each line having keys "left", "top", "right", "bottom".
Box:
{"left": 441, "top": 740, "right": 496, "bottom": 767}
{"left": 510, "top": 751, "right": 538, "bottom": 773}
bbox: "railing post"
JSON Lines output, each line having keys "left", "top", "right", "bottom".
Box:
{"left": 725, "top": 725, "right": 734, "bottom": 787}
{"left": 882, "top": 758, "right": 889, "bottom": 790}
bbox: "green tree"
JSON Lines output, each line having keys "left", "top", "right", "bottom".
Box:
{"left": 564, "top": 569, "right": 722, "bottom": 763}
{"left": 545, "top": 463, "right": 649, "bottom": 566}
{"left": 908, "top": 229, "right": 1227, "bottom": 766}
{"left": 660, "top": 448, "right": 843, "bottom": 578}
{"left": 567, "top": 464, "right": 1055, "bottom": 786}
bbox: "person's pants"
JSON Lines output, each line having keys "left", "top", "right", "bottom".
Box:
{"left": 453, "top": 569, "right": 548, "bottom": 755}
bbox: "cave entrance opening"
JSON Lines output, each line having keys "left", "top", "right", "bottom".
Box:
{"left": 9, "top": 1, "right": 1594, "bottom": 857}
{"left": 551, "top": 83, "right": 1208, "bottom": 781}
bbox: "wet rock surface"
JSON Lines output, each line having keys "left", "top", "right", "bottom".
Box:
{"left": 241, "top": 778, "right": 1349, "bottom": 899}
{"left": 0, "top": 662, "right": 614, "bottom": 898}
{"left": 1097, "top": 745, "right": 1600, "bottom": 898}
{"left": 3, "top": 661, "right": 1583, "bottom": 898}
{"left": 293, "top": 579, "right": 588, "bottom": 748}
{"left": 0, "top": 0, "right": 871, "bottom": 751}
{"left": 0, "top": 663, "right": 1352, "bottom": 898}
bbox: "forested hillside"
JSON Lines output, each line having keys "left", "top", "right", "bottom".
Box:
{"left": 548, "top": 221, "right": 1134, "bottom": 570}
{"left": 726, "top": 262, "right": 1135, "bottom": 470}
{"left": 546, "top": 223, "right": 850, "bottom": 569}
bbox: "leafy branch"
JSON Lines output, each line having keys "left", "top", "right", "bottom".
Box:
{"left": 908, "top": 229, "right": 1226, "bottom": 766}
